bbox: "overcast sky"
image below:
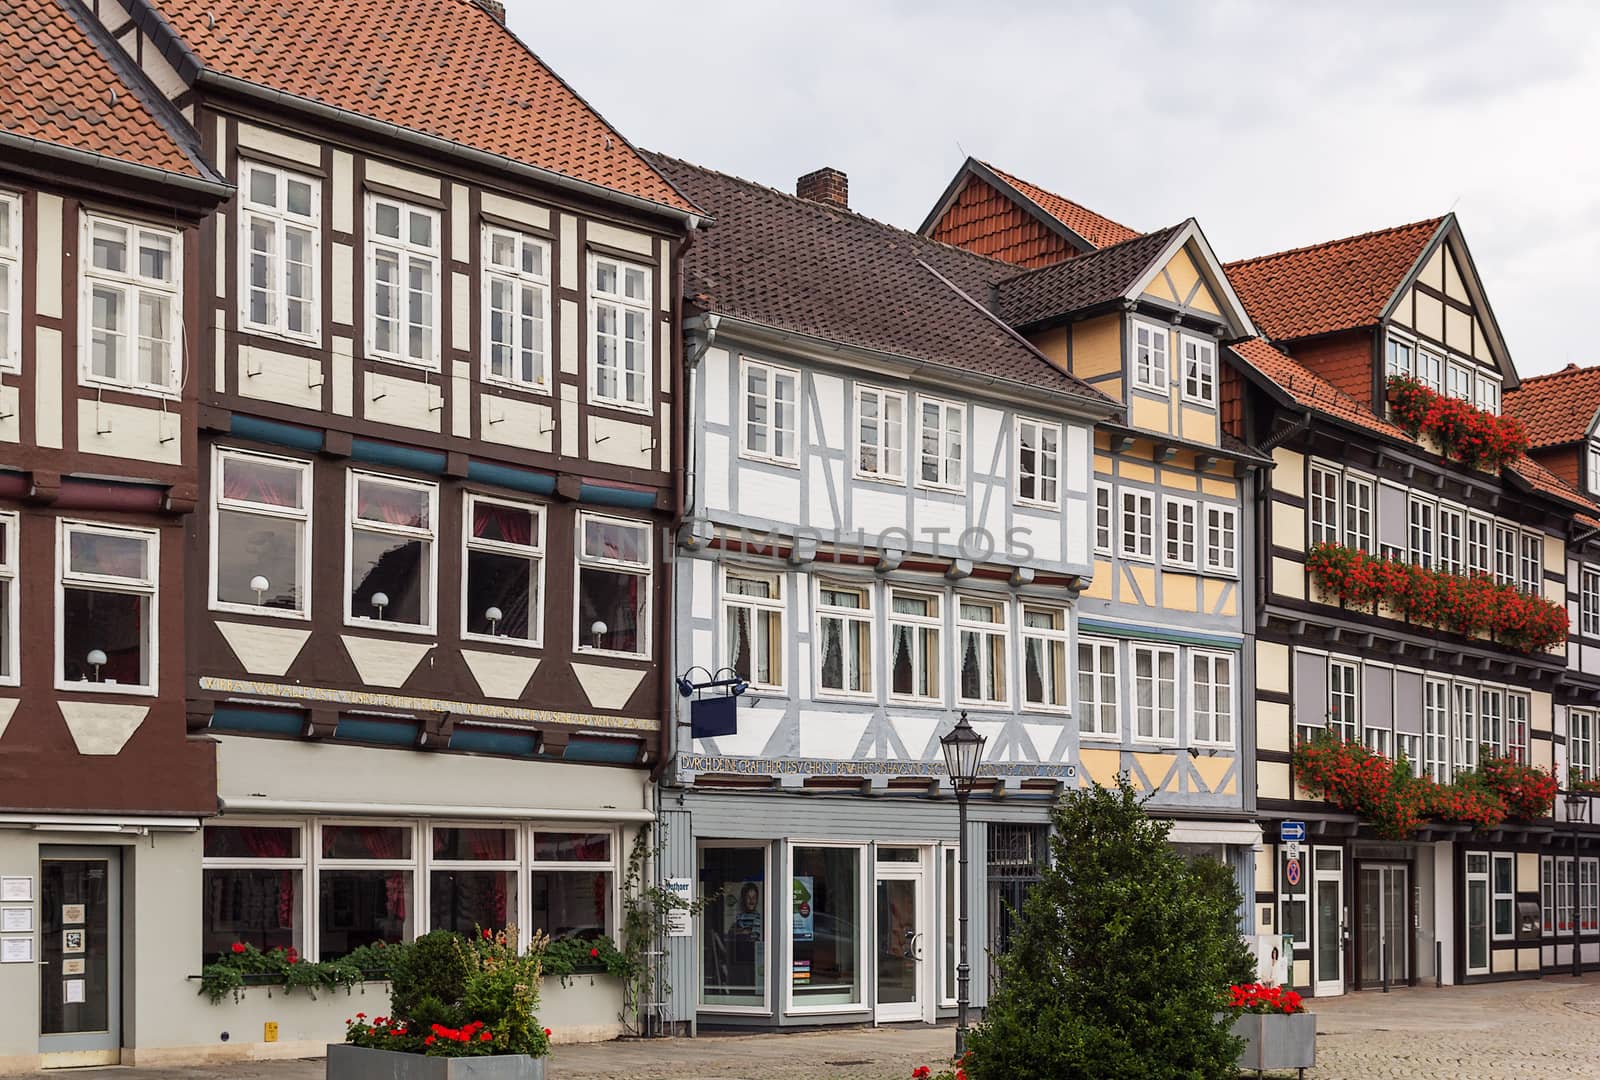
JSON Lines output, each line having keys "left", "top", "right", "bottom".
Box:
{"left": 509, "top": 1, "right": 1600, "bottom": 378}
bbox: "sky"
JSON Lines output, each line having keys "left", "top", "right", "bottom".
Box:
{"left": 507, "top": 1, "right": 1600, "bottom": 377}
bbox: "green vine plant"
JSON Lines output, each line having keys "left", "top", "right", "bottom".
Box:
{"left": 197, "top": 941, "right": 398, "bottom": 1004}
{"left": 616, "top": 823, "right": 721, "bottom": 1037}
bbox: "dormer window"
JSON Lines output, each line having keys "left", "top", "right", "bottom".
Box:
{"left": 1447, "top": 361, "right": 1473, "bottom": 401}
{"left": 1132, "top": 321, "right": 1169, "bottom": 392}
{"left": 1588, "top": 441, "right": 1600, "bottom": 496}
{"left": 1474, "top": 374, "right": 1501, "bottom": 415}
{"left": 1180, "top": 335, "right": 1216, "bottom": 406}
{"left": 1415, "top": 347, "right": 1443, "bottom": 393}
{"left": 1386, "top": 336, "right": 1414, "bottom": 379}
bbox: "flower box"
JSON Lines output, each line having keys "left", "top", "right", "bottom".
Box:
{"left": 1228, "top": 1011, "right": 1316, "bottom": 1072}
{"left": 326, "top": 1044, "right": 546, "bottom": 1080}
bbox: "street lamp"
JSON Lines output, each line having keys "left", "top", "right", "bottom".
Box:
{"left": 940, "top": 711, "right": 986, "bottom": 1061}
{"left": 1567, "top": 790, "right": 1589, "bottom": 979}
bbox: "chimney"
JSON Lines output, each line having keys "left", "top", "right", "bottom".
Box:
{"left": 473, "top": 0, "right": 507, "bottom": 23}
{"left": 796, "top": 167, "right": 848, "bottom": 209}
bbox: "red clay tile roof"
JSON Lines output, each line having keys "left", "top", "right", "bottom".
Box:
{"left": 1226, "top": 218, "right": 1444, "bottom": 342}
{"left": 1232, "top": 337, "right": 1594, "bottom": 510}
{"left": 1504, "top": 363, "right": 1600, "bottom": 449}
{"left": 645, "top": 153, "right": 1115, "bottom": 408}
{"left": 143, "top": 0, "right": 694, "bottom": 213}
{"left": 1, "top": 0, "right": 202, "bottom": 178}
{"left": 983, "top": 162, "right": 1141, "bottom": 250}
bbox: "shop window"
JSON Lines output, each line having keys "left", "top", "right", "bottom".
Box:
{"left": 430, "top": 827, "right": 517, "bottom": 937}
{"left": 941, "top": 846, "right": 959, "bottom": 1006}
{"left": 58, "top": 521, "right": 157, "bottom": 691}
{"left": 888, "top": 588, "right": 941, "bottom": 703}
{"left": 530, "top": 831, "right": 615, "bottom": 942}
{"left": 463, "top": 495, "right": 544, "bottom": 644}
{"left": 699, "top": 845, "right": 769, "bottom": 1010}
{"left": 317, "top": 823, "right": 415, "bottom": 959}
{"left": 575, "top": 513, "right": 651, "bottom": 656}
{"left": 201, "top": 824, "right": 304, "bottom": 958}
{"left": 724, "top": 569, "right": 784, "bottom": 691}
{"left": 347, "top": 472, "right": 437, "bottom": 629}
{"left": 212, "top": 449, "right": 310, "bottom": 616}
{"left": 985, "top": 824, "right": 1045, "bottom": 989}
{"left": 790, "top": 845, "right": 862, "bottom": 1008}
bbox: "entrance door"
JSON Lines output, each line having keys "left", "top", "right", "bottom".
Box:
{"left": 39, "top": 848, "right": 121, "bottom": 1067}
{"left": 874, "top": 850, "right": 925, "bottom": 1022}
{"left": 1357, "top": 863, "right": 1409, "bottom": 988}
{"left": 1313, "top": 847, "right": 1345, "bottom": 996}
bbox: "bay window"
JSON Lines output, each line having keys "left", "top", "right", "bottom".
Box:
{"left": 817, "top": 581, "right": 873, "bottom": 697}
{"left": 212, "top": 449, "right": 310, "bottom": 616}
{"left": 0, "top": 191, "right": 18, "bottom": 371}
{"left": 430, "top": 826, "right": 517, "bottom": 936}
{"left": 724, "top": 568, "right": 784, "bottom": 691}
{"left": 1015, "top": 418, "right": 1060, "bottom": 507}
{"left": 463, "top": 495, "right": 544, "bottom": 644}
{"left": 82, "top": 214, "right": 181, "bottom": 393}
{"left": 202, "top": 824, "right": 303, "bottom": 958}
{"left": 58, "top": 521, "right": 157, "bottom": 691}
{"left": 1133, "top": 321, "right": 1168, "bottom": 391}
{"left": 1121, "top": 489, "right": 1154, "bottom": 561}
{"left": 1180, "top": 335, "right": 1216, "bottom": 404}
{"left": 1132, "top": 644, "right": 1177, "bottom": 742}
{"left": 957, "top": 596, "right": 1009, "bottom": 707}
{"left": 589, "top": 255, "right": 651, "bottom": 409}
{"left": 887, "top": 588, "right": 940, "bottom": 703}
{"left": 854, "top": 385, "right": 904, "bottom": 482}
{"left": 1163, "top": 496, "right": 1197, "bottom": 569}
{"left": 1077, "top": 637, "right": 1118, "bottom": 738}
{"left": 347, "top": 472, "right": 437, "bottom": 630}
{"left": 483, "top": 226, "right": 550, "bottom": 390}
{"left": 366, "top": 195, "right": 439, "bottom": 368}
{"left": 1191, "top": 651, "right": 1234, "bottom": 746}
{"left": 240, "top": 161, "right": 319, "bottom": 342}
{"left": 575, "top": 513, "right": 651, "bottom": 656}
{"left": 318, "top": 823, "right": 415, "bottom": 959}
{"left": 790, "top": 845, "right": 863, "bottom": 1009}
{"left": 742, "top": 359, "right": 799, "bottom": 465}
{"left": 530, "top": 830, "right": 615, "bottom": 942}
{"left": 1021, "top": 604, "right": 1069, "bottom": 710}
{"left": 917, "top": 397, "right": 963, "bottom": 489}
{"left": 1327, "top": 660, "right": 1359, "bottom": 743}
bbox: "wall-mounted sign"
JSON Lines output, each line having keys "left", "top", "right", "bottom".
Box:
{"left": 62, "top": 958, "right": 85, "bottom": 976}
{"left": 0, "top": 877, "right": 31, "bottom": 902}
{"left": 1284, "top": 856, "right": 1303, "bottom": 889}
{"left": 666, "top": 878, "right": 692, "bottom": 938}
{"left": 0, "top": 937, "right": 32, "bottom": 963}
{"left": 61, "top": 904, "right": 85, "bottom": 925}
{"left": 0, "top": 907, "right": 31, "bottom": 933}
{"left": 1279, "top": 821, "right": 1306, "bottom": 843}
{"left": 62, "top": 929, "right": 85, "bottom": 954}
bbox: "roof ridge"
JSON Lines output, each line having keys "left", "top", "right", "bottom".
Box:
{"left": 1515, "top": 364, "right": 1600, "bottom": 384}
{"left": 996, "top": 221, "right": 1187, "bottom": 287}
{"left": 1227, "top": 216, "right": 1446, "bottom": 269}
{"left": 980, "top": 159, "right": 1141, "bottom": 241}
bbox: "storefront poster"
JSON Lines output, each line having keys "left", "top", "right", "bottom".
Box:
{"left": 727, "top": 880, "right": 763, "bottom": 942}
{"left": 792, "top": 876, "right": 814, "bottom": 942}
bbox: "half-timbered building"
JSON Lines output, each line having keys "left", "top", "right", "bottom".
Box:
{"left": 0, "top": 0, "right": 231, "bottom": 1068}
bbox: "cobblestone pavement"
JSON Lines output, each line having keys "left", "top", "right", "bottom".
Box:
{"left": 19, "top": 975, "right": 1600, "bottom": 1079}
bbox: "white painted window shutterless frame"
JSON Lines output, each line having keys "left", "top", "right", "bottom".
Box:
{"left": 1162, "top": 496, "right": 1197, "bottom": 569}
{"left": 1519, "top": 531, "right": 1542, "bottom": 597}
{"left": 1385, "top": 335, "right": 1413, "bottom": 380}
{"left": 956, "top": 595, "right": 1009, "bottom": 708}
{"left": 199, "top": 820, "right": 308, "bottom": 959}
{"left": 1507, "top": 692, "right": 1530, "bottom": 764}
{"left": 0, "top": 191, "right": 19, "bottom": 373}
{"left": 1131, "top": 643, "right": 1177, "bottom": 743}
{"left": 1583, "top": 567, "right": 1600, "bottom": 638}
{"left": 1093, "top": 483, "right": 1113, "bottom": 555}
{"left": 723, "top": 567, "right": 784, "bottom": 692}
{"left": 1572, "top": 710, "right": 1596, "bottom": 782}
{"left": 239, "top": 161, "right": 320, "bottom": 344}
{"left": 1120, "top": 489, "right": 1154, "bottom": 562}
{"left": 1474, "top": 373, "right": 1501, "bottom": 415}
{"left": 816, "top": 580, "right": 874, "bottom": 699}
{"left": 1204, "top": 504, "right": 1238, "bottom": 576}
{"left": 56, "top": 519, "right": 159, "bottom": 694}
{"left": 916, "top": 396, "right": 964, "bottom": 490}
{"left": 1308, "top": 464, "right": 1340, "bottom": 547}
{"left": 481, "top": 225, "right": 551, "bottom": 391}
{"left": 0, "top": 511, "right": 15, "bottom": 685}
{"left": 1180, "top": 334, "right": 1216, "bottom": 405}
{"left": 1191, "top": 650, "right": 1234, "bottom": 747}
{"left": 1343, "top": 474, "right": 1374, "bottom": 552}
{"left": 1020, "top": 604, "right": 1069, "bottom": 711}
{"left": 462, "top": 493, "right": 546, "bottom": 647}
{"left": 887, "top": 587, "right": 941, "bottom": 705}
{"left": 210, "top": 448, "right": 312, "bottom": 618}
{"left": 1327, "top": 659, "right": 1359, "bottom": 743}
{"left": 854, "top": 384, "right": 905, "bottom": 483}
{"left": 346, "top": 470, "right": 438, "bottom": 632}
{"left": 1132, "top": 321, "right": 1169, "bottom": 392}
{"left": 1077, "top": 636, "right": 1119, "bottom": 738}
{"left": 317, "top": 821, "right": 419, "bottom": 958}
{"left": 1588, "top": 441, "right": 1600, "bottom": 497}
{"left": 1015, "top": 417, "right": 1060, "bottom": 508}
{"left": 740, "top": 359, "right": 800, "bottom": 466}
{"left": 81, "top": 213, "right": 182, "bottom": 396}
{"left": 366, "top": 194, "right": 441, "bottom": 369}
{"left": 1467, "top": 514, "right": 1492, "bottom": 577}
{"left": 574, "top": 512, "right": 652, "bottom": 657}
{"left": 589, "top": 253, "right": 652, "bottom": 411}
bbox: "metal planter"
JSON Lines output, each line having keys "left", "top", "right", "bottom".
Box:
{"left": 1229, "top": 1011, "right": 1316, "bottom": 1073}
{"left": 327, "top": 1044, "right": 547, "bottom": 1080}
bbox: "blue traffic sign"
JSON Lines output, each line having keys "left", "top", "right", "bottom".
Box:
{"left": 1279, "top": 820, "right": 1306, "bottom": 843}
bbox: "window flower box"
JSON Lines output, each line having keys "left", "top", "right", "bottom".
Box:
{"left": 1227, "top": 1011, "right": 1316, "bottom": 1073}
{"left": 327, "top": 1043, "right": 546, "bottom": 1080}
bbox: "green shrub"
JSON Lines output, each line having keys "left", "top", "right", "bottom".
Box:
{"left": 964, "top": 777, "right": 1254, "bottom": 1080}
{"left": 389, "top": 931, "right": 472, "bottom": 1026}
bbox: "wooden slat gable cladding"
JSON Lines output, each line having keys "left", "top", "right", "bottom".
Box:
{"left": 927, "top": 173, "right": 1080, "bottom": 269}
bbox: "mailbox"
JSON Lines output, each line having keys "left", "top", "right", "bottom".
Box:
{"left": 1517, "top": 900, "right": 1542, "bottom": 942}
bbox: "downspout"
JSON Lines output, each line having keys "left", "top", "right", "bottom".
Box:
{"left": 1255, "top": 411, "right": 1312, "bottom": 618}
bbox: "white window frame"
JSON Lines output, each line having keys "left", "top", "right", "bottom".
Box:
{"left": 915, "top": 396, "right": 964, "bottom": 491}
{"left": 573, "top": 511, "right": 652, "bottom": 658}
{"left": 1131, "top": 643, "right": 1178, "bottom": 744}
{"left": 1465, "top": 852, "right": 1491, "bottom": 974}
{"left": 1191, "top": 650, "right": 1234, "bottom": 748}
{"left": 955, "top": 594, "right": 1010, "bottom": 710}
{"left": 1583, "top": 859, "right": 1600, "bottom": 935}
{"left": 1480, "top": 686, "right": 1505, "bottom": 757}
{"left": 461, "top": 492, "right": 546, "bottom": 648}
{"left": 1447, "top": 360, "right": 1473, "bottom": 401}
{"left": 364, "top": 194, "right": 441, "bottom": 370}
{"left": 1204, "top": 505, "right": 1239, "bottom": 577}
{"left": 1424, "top": 678, "right": 1450, "bottom": 782}
{"left": 0, "top": 511, "right": 16, "bottom": 685}
{"left": 782, "top": 840, "right": 870, "bottom": 1016}
{"left": 740, "top": 358, "right": 800, "bottom": 467}
{"left": 1162, "top": 495, "right": 1197, "bottom": 570}
{"left": 815, "top": 579, "right": 875, "bottom": 700}
{"left": 697, "top": 839, "right": 773, "bottom": 1014}
{"left": 209, "top": 447, "right": 313, "bottom": 619}
{"left": 1180, "top": 334, "right": 1216, "bottom": 405}
{"left": 853, "top": 385, "right": 905, "bottom": 484}
{"left": 1589, "top": 441, "right": 1600, "bottom": 497}
{"left": 1452, "top": 682, "right": 1479, "bottom": 775}
{"left": 1132, "top": 320, "right": 1169, "bottom": 392}
{"left": 1327, "top": 659, "right": 1359, "bottom": 743}
{"left": 0, "top": 190, "right": 20, "bottom": 373}
{"left": 1415, "top": 347, "right": 1443, "bottom": 393}
{"left": 80, "top": 212, "right": 183, "bottom": 396}
{"left": 1014, "top": 417, "right": 1061, "bottom": 509}
{"left": 1437, "top": 503, "right": 1465, "bottom": 576}
{"left": 1077, "top": 636, "right": 1119, "bottom": 739}
{"left": 481, "top": 224, "right": 552, "bottom": 392}
{"left": 1542, "top": 856, "right": 1556, "bottom": 935}
{"left": 316, "top": 819, "right": 420, "bottom": 960}
{"left": 1343, "top": 474, "right": 1374, "bottom": 553}
{"left": 1467, "top": 514, "right": 1492, "bottom": 577}
{"left": 1490, "top": 852, "right": 1516, "bottom": 942}
{"left": 886, "top": 587, "right": 941, "bottom": 706}
{"left": 527, "top": 824, "right": 622, "bottom": 941}
{"left": 199, "top": 818, "right": 309, "bottom": 960}
{"left": 1093, "top": 483, "right": 1113, "bottom": 555}
{"left": 1309, "top": 464, "right": 1340, "bottom": 547}
{"left": 1474, "top": 372, "right": 1501, "bottom": 415}
{"left": 1572, "top": 710, "right": 1596, "bottom": 782}
{"left": 1520, "top": 531, "right": 1543, "bottom": 596}
{"left": 238, "top": 160, "right": 321, "bottom": 345}
{"left": 1120, "top": 489, "right": 1155, "bottom": 562}
{"left": 1020, "top": 603, "right": 1070, "bottom": 713}
{"left": 1385, "top": 334, "right": 1413, "bottom": 380}
{"left": 587, "top": 253, "right": 653, "bottom": 412}
{"left": 722, "top": 566, "right": 785, "bottom": 693}
{"left": 1494, "top": 523, "right": 1518, "bottom": 586}
{"left": 1408, "top": 495, "right": 1435, "bottom": 570}
{"left": 1507, "top": 692, "right": 1530, "bottom": 764}
{"left": 1583, "top": 567, "right": 1600, "bottom": 639}
{"left": 56, "top": 519, "right": 159, "bottom": 695}
{"left": 345, "top": 470, "right": 439, "bottom": 634}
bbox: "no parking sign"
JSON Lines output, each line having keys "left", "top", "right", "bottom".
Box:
{"left": 1285, "top": 854, "right": 1302, "bottom": 887}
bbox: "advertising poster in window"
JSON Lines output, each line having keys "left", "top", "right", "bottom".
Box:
{"left": 724, "top": 880, "right": 763, "bottom": 942}
{"left": 792, "top": 875, "right": 814, "bottom": 942}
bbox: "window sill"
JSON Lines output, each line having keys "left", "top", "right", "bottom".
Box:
{"left": 366, "top": 353, "right": 443, "bottom": 375}
{"left": 850, "top": 471, "right": 907, "bottom": 488}
{"left": 212, "top": 602, "right": 311, "bottom": 622}
{"left": 482, "top": 375, "right": 553, "bottom": 397}
{"left": 574, "top": 646, "right": 651, "bottom": 662}
{"left": 344, "top": 617, "right": 438, "bottom": 637}
{"left": 738, "top": 451, "right": 800, "bottom": 470}
{"left": 56, "top": 681, "right": 156, "bottom": 698}
{"left": 588, "top": 396, "right": 654, "bottom": 418}
{"left": 79, "top": 377, "right": 180, "bottom": 402}
{"left": 239, "top": 324, "right": 324, "bottom": 351}
{"left": 1015, "top": 499, "right": 1061, "bottom": 513}
{"left": 462, "top": 632, "right": 544, "bottom": 650}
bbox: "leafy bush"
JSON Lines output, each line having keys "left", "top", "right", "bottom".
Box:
{"left": 388, "top": 931, "right": 472, "bottom": 1030}
{"left": 963, "top": 778, "right": 1253, "bottom": 1080}
{"left": 197, "top": 940, "right": 398, "bottom": 1004}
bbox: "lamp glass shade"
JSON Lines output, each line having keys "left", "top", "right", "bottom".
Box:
{"left": 941, "top": 712, "right": 986, "bottom": 788}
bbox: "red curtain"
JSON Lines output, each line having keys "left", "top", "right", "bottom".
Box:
{"left": 473, "top": 504, "right": 531, "bottom": 546}
{"left": 224, "top": 462, "right": 299, "bottom": 506}
{"left": 468, "top": 831, "right": 509, "bottom": 925}
{"left": 355, "top": 827, "right": 409, "bottom": 924}
{"left": 359, "top": 485, "right": 425, "bottom": 528}
{"left": 241, "top": 830, "right": 295, "bottom": 932}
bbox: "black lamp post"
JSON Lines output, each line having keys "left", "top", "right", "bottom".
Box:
{"left": 940, "top": 710, "right": 986, "bottom": 1061}
{"left": 1567, "top": 790, "right": 1589, "bottom": 979}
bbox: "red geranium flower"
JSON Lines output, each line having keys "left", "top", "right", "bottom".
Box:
{"left": 590, "top": 946, "right": 600, "bottom": 958}
{"left": 231, "top": 942, "right": 247, "bottom": 954}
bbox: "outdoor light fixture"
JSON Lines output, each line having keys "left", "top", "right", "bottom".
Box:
{"left": 371, "top": 591, "right": 389, "bottom": 621}
{"left": 250, "top": 575, "right": 270, "bottom": 606}
{"left": 940, "top": 710, "right": 987, "bottom": 1059}
{"left": 86, "top": 648, "right": 107, "bottom": 683}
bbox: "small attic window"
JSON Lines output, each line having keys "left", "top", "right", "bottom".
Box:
{"left": 1588, "top": 441, "right": 1600, "bottom": 497}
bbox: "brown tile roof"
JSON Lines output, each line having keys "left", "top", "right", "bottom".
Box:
{"left": 983, "top": 162, "right": 1142, "bottom": 250}
{"left": 995, "top": 225, "right": 1184, "bottom": 328}
{"left": 1226, "top": 218, "right": 1444, "bottom": 342}
{"left": 1, "top": 0, "right": 203, "bottom": 178}
{"left": 1232, "top": 337, "right": 1594, "bottom": 510}
{"left": 143, "top": 0, "right": 694, "bottom": 213}
{"left": 644, "top": 153, "right": 1114, "bottom": 408}
{"left": 1504, "top": 363, "right": 1600, "bottom": 449}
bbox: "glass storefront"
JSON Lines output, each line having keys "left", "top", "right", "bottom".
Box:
{"left": 790, "top": 846, "right": 861, "bottom": 1007}
{"left": 700, "top": 845, "right": 768, "bottom": 1009}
